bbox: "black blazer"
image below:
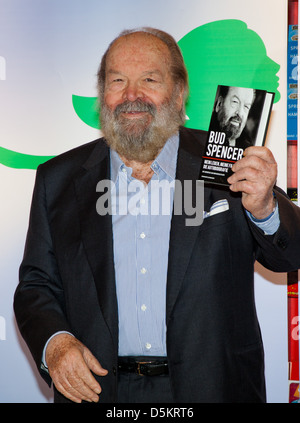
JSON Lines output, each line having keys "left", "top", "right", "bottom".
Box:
{"left": 14, "top": 127, "right": 300, "bottom": 403}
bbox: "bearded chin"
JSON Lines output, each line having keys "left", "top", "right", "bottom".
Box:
{"left": 100, "top": 98, "right": 183, "bottom": 163}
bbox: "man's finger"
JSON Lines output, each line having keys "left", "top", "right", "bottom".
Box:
{"left": 243, "top": 146, "right": 276, "bottom": 162}
{"left": 55, "top": 375, "right": 98, "bottom": 403}
{"left": 54, "top": 361, "right": 101, "bottom": 403}
{"left": 66, "top": 370, "right": 101, "bottom": 402}
{"left": 54, "top": 380, "right": 84, "bottom": 403}
{"left": 46, "top": 333, "right": 107, "bottom": 402}
{"left": 84, "top": 348, "right": 108, "bottom": 379}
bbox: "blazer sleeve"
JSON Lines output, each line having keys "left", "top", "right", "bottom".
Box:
{"left": 14, "top": 166, "right": 72, "bottom": 385}
{"left": 249, "top": 185, "right": 300, "bottom": 272}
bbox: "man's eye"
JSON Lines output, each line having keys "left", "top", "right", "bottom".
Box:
{"left": 145, "top": 78, "right": 156, "bottom": 82}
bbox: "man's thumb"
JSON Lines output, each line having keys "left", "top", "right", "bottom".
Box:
{"left": 84, "top": 348, "right": 108, "bottom": 376}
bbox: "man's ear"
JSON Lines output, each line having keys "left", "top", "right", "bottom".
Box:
{"left": 175, "top": 82, "right": 185, "bottom": 111}
{"left": 215, "top": 96, "right": 223, "bottom": 113}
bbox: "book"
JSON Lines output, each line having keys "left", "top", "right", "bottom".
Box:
{"left": 199, "top": 85, "right": 275, "bottom": 186}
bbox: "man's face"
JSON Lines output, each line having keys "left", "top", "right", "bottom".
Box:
{"left": 216, "top": 87, "right": 254, "bottom": 140}
{"left": 100, "top": 32, "right": 184, "bottom": 162}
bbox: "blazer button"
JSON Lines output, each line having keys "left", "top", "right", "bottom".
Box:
{"left": 112, "top": 366, "right": 117, "bottom": 376}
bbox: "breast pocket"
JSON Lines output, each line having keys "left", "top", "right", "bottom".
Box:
{"left": 190, "top": 208, "right": 236, "bottom": 280}
{"left": 200, "top": 207, "right": 234, "bottom": 232}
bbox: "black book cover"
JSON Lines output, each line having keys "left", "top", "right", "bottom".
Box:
{"left": 199, "top": 85, "right": 275, "bottom": 186}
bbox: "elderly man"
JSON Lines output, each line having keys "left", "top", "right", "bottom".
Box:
{"left": 14, "top": 27, "right": 300, "bottom": 403}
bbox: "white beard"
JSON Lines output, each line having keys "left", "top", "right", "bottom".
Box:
{"left": 100, "top": 94, "right": 184, "bottom": 163}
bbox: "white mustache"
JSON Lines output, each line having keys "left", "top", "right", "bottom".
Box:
{"left": 114, "top": 100, "right": 156, "bottom": 116}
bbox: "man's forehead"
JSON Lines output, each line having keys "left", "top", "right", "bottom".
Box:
{"left": 228, "top": 87, "right": 254, "bottom": 102}
{"left": 108, "top": 32, "right": 170, "bottom": 59}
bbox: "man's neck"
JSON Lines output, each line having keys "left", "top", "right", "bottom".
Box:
{"left": 120, "top": 156, "right": 154, "bottom": 184}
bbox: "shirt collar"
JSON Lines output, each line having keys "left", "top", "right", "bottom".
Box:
{"left": 110, "top": 148, "right": 127, "bottom": 184}
{"left": 110, "top": 132, "right": 179, "bottom": 183}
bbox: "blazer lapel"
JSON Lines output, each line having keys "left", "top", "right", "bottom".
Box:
{"left": 166, "top": 128, "right": 211, "bottom": 325}
{"left": 73, "top": 140, "right": 118, "bottom": 346}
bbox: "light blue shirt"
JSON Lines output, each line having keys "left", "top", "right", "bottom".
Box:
{"left": 110, "top": 134, "right": 179, "bottom": 356}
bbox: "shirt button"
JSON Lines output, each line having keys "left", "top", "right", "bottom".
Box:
{"left": 140, "top": 232, "right": 146, "bottom": 239}
{"left": 145, "top": 343, "right": 152, "bottom": 350}
{"left": 141, "top": 267, "right": 147, "bottom": 274}
{"left": 141, "top": 304, "right": 147, "bottom": 311}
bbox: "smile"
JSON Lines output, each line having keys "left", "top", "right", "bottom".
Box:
{"left": 229, "top": 119, "right": 241, "bottom": 127}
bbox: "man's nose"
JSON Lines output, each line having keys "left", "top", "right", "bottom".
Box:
{"left": 123, "top": 81, "right": 143, "bottom": 102}
{"left": 232, "top": 106, "right": 242, "bottom": 122}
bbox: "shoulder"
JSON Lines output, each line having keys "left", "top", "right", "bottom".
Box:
{"left": 37, "top": 138, "right": 108, "bottom": 177}
{"left": 180, "top": 126, "right": 207, "bottom": 142}
{"left": 179, "top": 126, "right": 208, "bottom": 157}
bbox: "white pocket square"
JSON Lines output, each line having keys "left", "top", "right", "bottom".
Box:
{"left": 203, "top": 199, "right": 229, "bottom": 218}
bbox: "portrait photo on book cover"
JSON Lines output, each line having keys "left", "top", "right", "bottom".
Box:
{"left": 209, "top": 85, "right": 274, "bottom": 149}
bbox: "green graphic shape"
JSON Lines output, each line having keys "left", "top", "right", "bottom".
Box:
{"left": 0, "top": 146, "right": 54, "bottom": 169}
{"left": 178, "top": 20, "right": 280, "bottom": 130}
{"left": 0, "top": 19, "right": 281, "bottom": 169}
{"left": 72, "top": 95, "right": 99, "bottom": 129}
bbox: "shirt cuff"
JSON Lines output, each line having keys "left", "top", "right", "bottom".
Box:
{"left": 246, "top": 200, "right": 280, "bottom": 235}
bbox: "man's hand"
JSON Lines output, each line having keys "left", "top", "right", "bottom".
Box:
{"left": 45, "top": 333, "right": 108, "bottom": 403}
{"left": 227, "top": 146, "right": 277, "bottom": 220}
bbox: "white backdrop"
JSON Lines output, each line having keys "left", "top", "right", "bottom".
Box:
{"left": 0, "top": 0, "right": 291, "bottom": 402}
